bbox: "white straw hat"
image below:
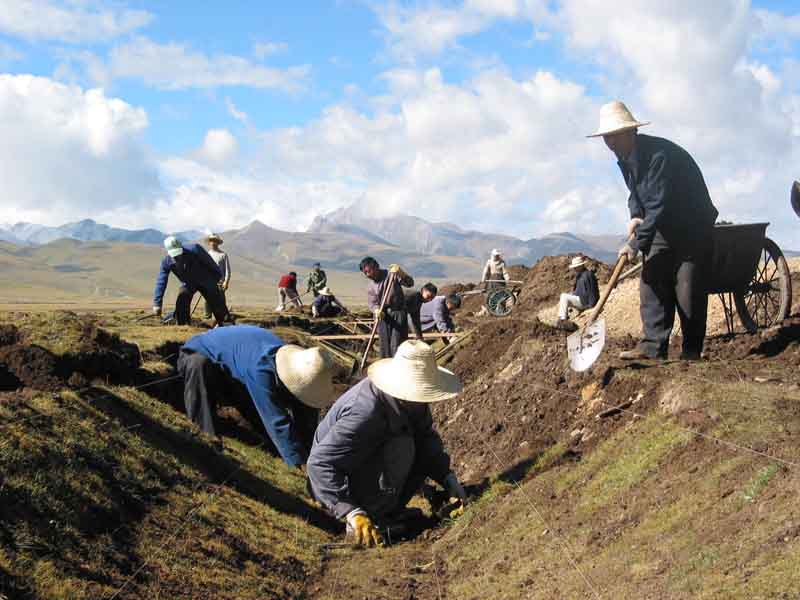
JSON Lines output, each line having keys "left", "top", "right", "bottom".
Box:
{"left": 367, "top": 340, "right": 462, "bottom": 403}
{"left": 207, "top": 232, "right": 223, "bottom": 243}
{"left": 163, "top": 235, "right": 183, "bottom": 257}
{"left": 568, "top": 256, "right": 587, "bottom": 270}
{"left": 276, "top": 345, "right": 336, "bottom": 408}
{"left": 318, "top": 286, "right": 333, "bottom": 296}
{"left": 587, "top": 101, "right": 650, "bottom": 138}
{"left": 490, "top": 248, "right": 501, "bottom": 256}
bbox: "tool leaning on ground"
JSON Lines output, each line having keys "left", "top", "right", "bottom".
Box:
{"left": 566, "top": 254, "right": 628, "bottom": 372}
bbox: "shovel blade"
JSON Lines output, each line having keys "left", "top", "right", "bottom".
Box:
{"left": 567, "top": 319, "right": 606, "bottom": 372}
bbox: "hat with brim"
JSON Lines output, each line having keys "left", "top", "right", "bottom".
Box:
{"left": 490, "top": 248, "right": 501, "bottom": 256}
{"left": 207, "top": 233, "right": 223, "bottom": 243}
{"left": 318, "top": 286, "right": 333, "bottom": 296}
{"left": 163, "top": 235, "right": 184, "bottom": 258}
{"left": 568, "top": 256, "right": 587, "bottom": 270}
{"left": 587, "top": 101, "right": 650, "bottom": 138}
{"left": 367, "top": 340, "right": 462, "bottom": 403}
{"left": 276, "top": 345, "right": 336, "bottom": 409}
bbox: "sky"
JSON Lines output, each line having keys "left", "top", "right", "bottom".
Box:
{"left": 0, "top": 0, "right": 799, "bottom": 247}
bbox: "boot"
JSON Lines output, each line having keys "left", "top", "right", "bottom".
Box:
{"left": 619, "top": 346, "right": 665, "bottom": 360}
{"left": 555, "top": 319, "right": 579, "bottom": 332}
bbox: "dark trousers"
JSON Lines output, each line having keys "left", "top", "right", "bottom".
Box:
{"left": 176, "top": 284, "right": 228, "bottom": 325}
{"left": 378, "top": 309, "right": 408, "bottom": 358}
{"left": 639, "top": 244, "right": 710, "bottom": 357}
{"left": 177, "top": 350, "right": 225, "bottom": 435}
{"left": 204, "top": 287, "right": 226, "bottom": 318}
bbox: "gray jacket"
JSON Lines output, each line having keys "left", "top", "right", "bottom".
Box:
{"left": 416, "top": 295, "right": 454, "bottom": 333}
{"left": 307, "top": 378, "right": 451, "bottom": 519}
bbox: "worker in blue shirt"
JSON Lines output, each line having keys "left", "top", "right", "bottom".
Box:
{"left": 178, "top": 325, "right": 336, "bottom": 467}
{"left": 152, "top": 235, "right": 230, "bottom": 325}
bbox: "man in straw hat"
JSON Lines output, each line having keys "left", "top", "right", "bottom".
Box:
{"left": 588, "top": 101, "right": 718, "bottom": 360}
{"left": 307, "top": 340, "right": 468, "bottom": 547}
{"left": 204, "top": 232, "right": 231, "bottom": 320}
{"left": 153, "top": 235, "right": 231, "bottom": 326}
{"left": 311, "top": 286, "right": 347, "bottom": 318}
{"left": 481, "top": 248, "right": 510, "bottom": 289}
{"left": 177, "top": 325, "right": 336, "bottom": 467}
{"left": 555, "top": 255, "right": 599, "bottom": 332}
{"left": 360, "top": 256, "right": 415, "bottom": 358}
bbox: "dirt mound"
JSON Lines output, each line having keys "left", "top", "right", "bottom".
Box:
{"left": 515, "top": 255, "right": 612, "bottom": 315}
{"left": 0, "top": 344, "right": 63, "bottom": 391}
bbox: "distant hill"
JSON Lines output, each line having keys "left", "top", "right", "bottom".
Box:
{"left": 0, "top": 219, "right": 203, "bottom": 246}
{"left": 308, "top": 204, "right": 617, "bottom": 263}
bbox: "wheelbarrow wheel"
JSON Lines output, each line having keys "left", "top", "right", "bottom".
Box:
{"left": 734, "top": 237, "right": 792, "bottom": 332}
{"left": 486, "top": 289, "right": 515, "bottom": 317}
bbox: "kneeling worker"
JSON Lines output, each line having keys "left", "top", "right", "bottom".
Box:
{"left": 556, "top": 256, "right": 599, "bottom": 332}
{"left": 312, "top": 287, "right": 348, "bottom": 318}
{"left": 153, "top": 236, "right": 230, "bottom": 325}
{"left": 307, "top": 340, "right": 468, "bottom": 547}
{"left": 178, "top": 324, "right": 336, "bottom": 467}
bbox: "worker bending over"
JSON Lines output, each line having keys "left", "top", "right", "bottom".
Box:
{"left": 307, "top": 340, "right": 468, "bottom": 547}
{"left": 404, "top": 282, "right": 438, "bottom": 340}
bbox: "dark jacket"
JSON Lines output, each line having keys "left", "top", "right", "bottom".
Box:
{"left": 416, "top": 295, "right": 454, "bottom": 333}
{"left": 312, "top": 294, "right": 344, "bottom": 317}
{"left": 404, "top": 291, "right": 426, "bottom": 338}
{"left": 619, "top": 134, "right": 718, "bottom": 255}
{"left": 153, "top": 243, "right": 222, "bottom": 307}
{"left": 307, "top": 378, "right": 451, "bottom": 519}
{"left": 574, "top": 270, "right": 599, "bottom": 309}
{"left": 182, "top": 325, "right": 316, "bottom": 467}
{"left": 366, "top": 269, "right": 414, "bottom": 312}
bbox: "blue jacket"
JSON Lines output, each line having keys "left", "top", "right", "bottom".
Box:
{"left": 416, "top": 296, "right": 454, "bottom": 333}
{"left": 153, "top": 243, "right": 222, "bottom": 307}
{"left": 573, "top": 270, "right": 599, "bottom": 309}
{"left": 182, "top": 325, "right": 315, "bottom": 467}
{"left": 620, "top": 134, "right": 718, "bottom": 255}
{"left": 307, "top": 378, "right": 451, "bottom": 519}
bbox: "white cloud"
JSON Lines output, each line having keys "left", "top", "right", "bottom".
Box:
{"left": 0, "top": 74, "right": 160, "bottom": 225}
{"left": 225, "top": 97, "right": 250, "bottom": 125}
{"left": 0, "top": 0, "right": 152, "bottom": 43}
{"left": 196, "top": 128, "right": 238, "bottom": 166}
{"left": 107, "top": 36, "right": 310, "bottom": 91}
{"left": 253, "top": 41, "right": 288, "bottom": 59}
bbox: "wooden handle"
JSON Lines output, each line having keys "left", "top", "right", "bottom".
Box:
{"left": 585, "top": 255, "right": 628, "bottom": 326}
{"left": 359, "top": 271, "right": 396, "bottom": 372}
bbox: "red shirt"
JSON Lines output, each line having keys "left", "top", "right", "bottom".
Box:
{"left": 278, "top": 274, "right": 296, "bottom": 289}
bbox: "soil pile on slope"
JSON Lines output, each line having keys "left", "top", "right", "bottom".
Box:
{"left": 0, "top": 314, "right": 141, "bottom": 391}
{"left": 515, "top": 255, "right": 611, "bottom": 315}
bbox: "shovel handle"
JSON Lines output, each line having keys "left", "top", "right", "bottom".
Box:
{"left": 585, "top": 255, "right": 628, "bottom": 327}
{"left": 358, "top": 271, "right": 396, "bottom": 373}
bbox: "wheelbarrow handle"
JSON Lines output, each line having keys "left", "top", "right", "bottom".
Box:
{"left": 585, "top": 255, "right": 628, "bottom": 327}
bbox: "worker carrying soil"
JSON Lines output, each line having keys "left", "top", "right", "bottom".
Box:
{"left": 311, "top": 287, "right": 347, "bottom": 318}
{"left": 404, "top": 282, "right": 438, "bottom": 340}
{"left": 481, "top": 248, "right": 510, "bottom": 289}
{"left": 306, "top": 263, "right": 327, "bottom": 297}
{"left": 360, "top": 256, "right": 415, "bottom": 358}
{"left": 177, "top": 325, "right": 336, "bottom": 467}
{"left": 307, "top": 340, "right": 468, "bottom": 547}
{"left": 555, "top": 256, "right": 599, "bottom": 332}
{"left": 204, "top": 232, "right": 231, "bottom": 320}
{"left": 415, "top": 293, "right": 461, "bottom": 344}
{"left": 276, "top": 272, "right": 302, "bottom": 312}
{"left": 153, "top": 235, "right": 231, "bottom": 326}
{"left": 589, "top": 101, "right": 718, "bottom": 360}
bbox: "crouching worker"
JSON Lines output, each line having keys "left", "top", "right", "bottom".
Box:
{"left": 556, "top": 256, "right": 599, "bottom": 332}
{"left": 177, "top": 325, "right": 336, "bottom": 467}
{"left": 311, "top": 287, "right": 347, "bottom": 318}
{"left": 307, "top": 340, "right": 468, "bottom": 547}
{"left": 153, "top": 236, "right": 230, "bottom": 325}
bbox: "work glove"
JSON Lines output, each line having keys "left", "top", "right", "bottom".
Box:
{"left": 388, "top": 263, "right": 407, "bottom": 278}
{"left": 626, "top": 217, "right": 643, "bottom": 240}
{"left": 503, "top": 272, "right": 510, "bottom": 282}
{"left": 346, "top": 512, "right": 383, "bottom": 548}
{"left": 617, "top": 242, "right": 638, "bottom": 262}
{"left": 374, "top": 308, "right": 384, "bottom": 321}
{"left": 443, "top": 472, "right": 467, "bottom": 518}
{"left": 152, "top": 306, "right": 162, "bottom": 316}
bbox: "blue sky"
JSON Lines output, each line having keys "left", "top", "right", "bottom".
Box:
{"left": 0, "top": 0, "right": 799, "bottom": 247}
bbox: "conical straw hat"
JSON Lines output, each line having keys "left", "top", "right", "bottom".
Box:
{"left": 367, "top": 340, "right": 462, "bottom": 403}
{"left": 276, "top": 345, "right": 336, "bottom": 408}
{"left": 587, "top": 101, "right": 650, "bottom": 138}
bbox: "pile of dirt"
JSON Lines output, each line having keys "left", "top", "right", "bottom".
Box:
{"left": 0, "top": 314, "right": 141, "bottom": 391}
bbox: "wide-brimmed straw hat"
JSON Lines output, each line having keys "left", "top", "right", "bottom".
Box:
{"left": 368, "top": 340, "right": 462, "bottom": 403}
{"left": 587, "top": 101, "right": 650, "bottom": 138}
{"left": 276, "top": 345, "right": 336, "bottom": 408}
{"left": 207, "top": 232, "right": 223, "bottom": 243}
{"left": 568, "top": 256, "right": 587, "bottom": 270}
{"left": 163, "top": 235, "right": 183, "bottom": 258}
{"left": 490, "top": 248, "right": 501, "bottom": 257}
{"left": 318, "top": 286, "right": 333, "bottom": 296}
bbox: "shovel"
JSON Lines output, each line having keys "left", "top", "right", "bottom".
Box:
{"left": 567, "top": 254, "right": 628, "bottom": 372}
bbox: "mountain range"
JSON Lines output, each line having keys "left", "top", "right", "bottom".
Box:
{"left": 0, "top": 219, "right": 203, "bottom": 247}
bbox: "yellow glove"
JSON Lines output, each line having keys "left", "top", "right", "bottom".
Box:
{"left": 388, "top": 263, "right": 407, "bottom": 278}
{"left": 348, "top": 514, "right": 383, "bottom": 548}
{"left": 374, "top": 308, "right": 384, "bottom": 321}
{"left": 448, "top": 498, "right": 466, "bottom": 519}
